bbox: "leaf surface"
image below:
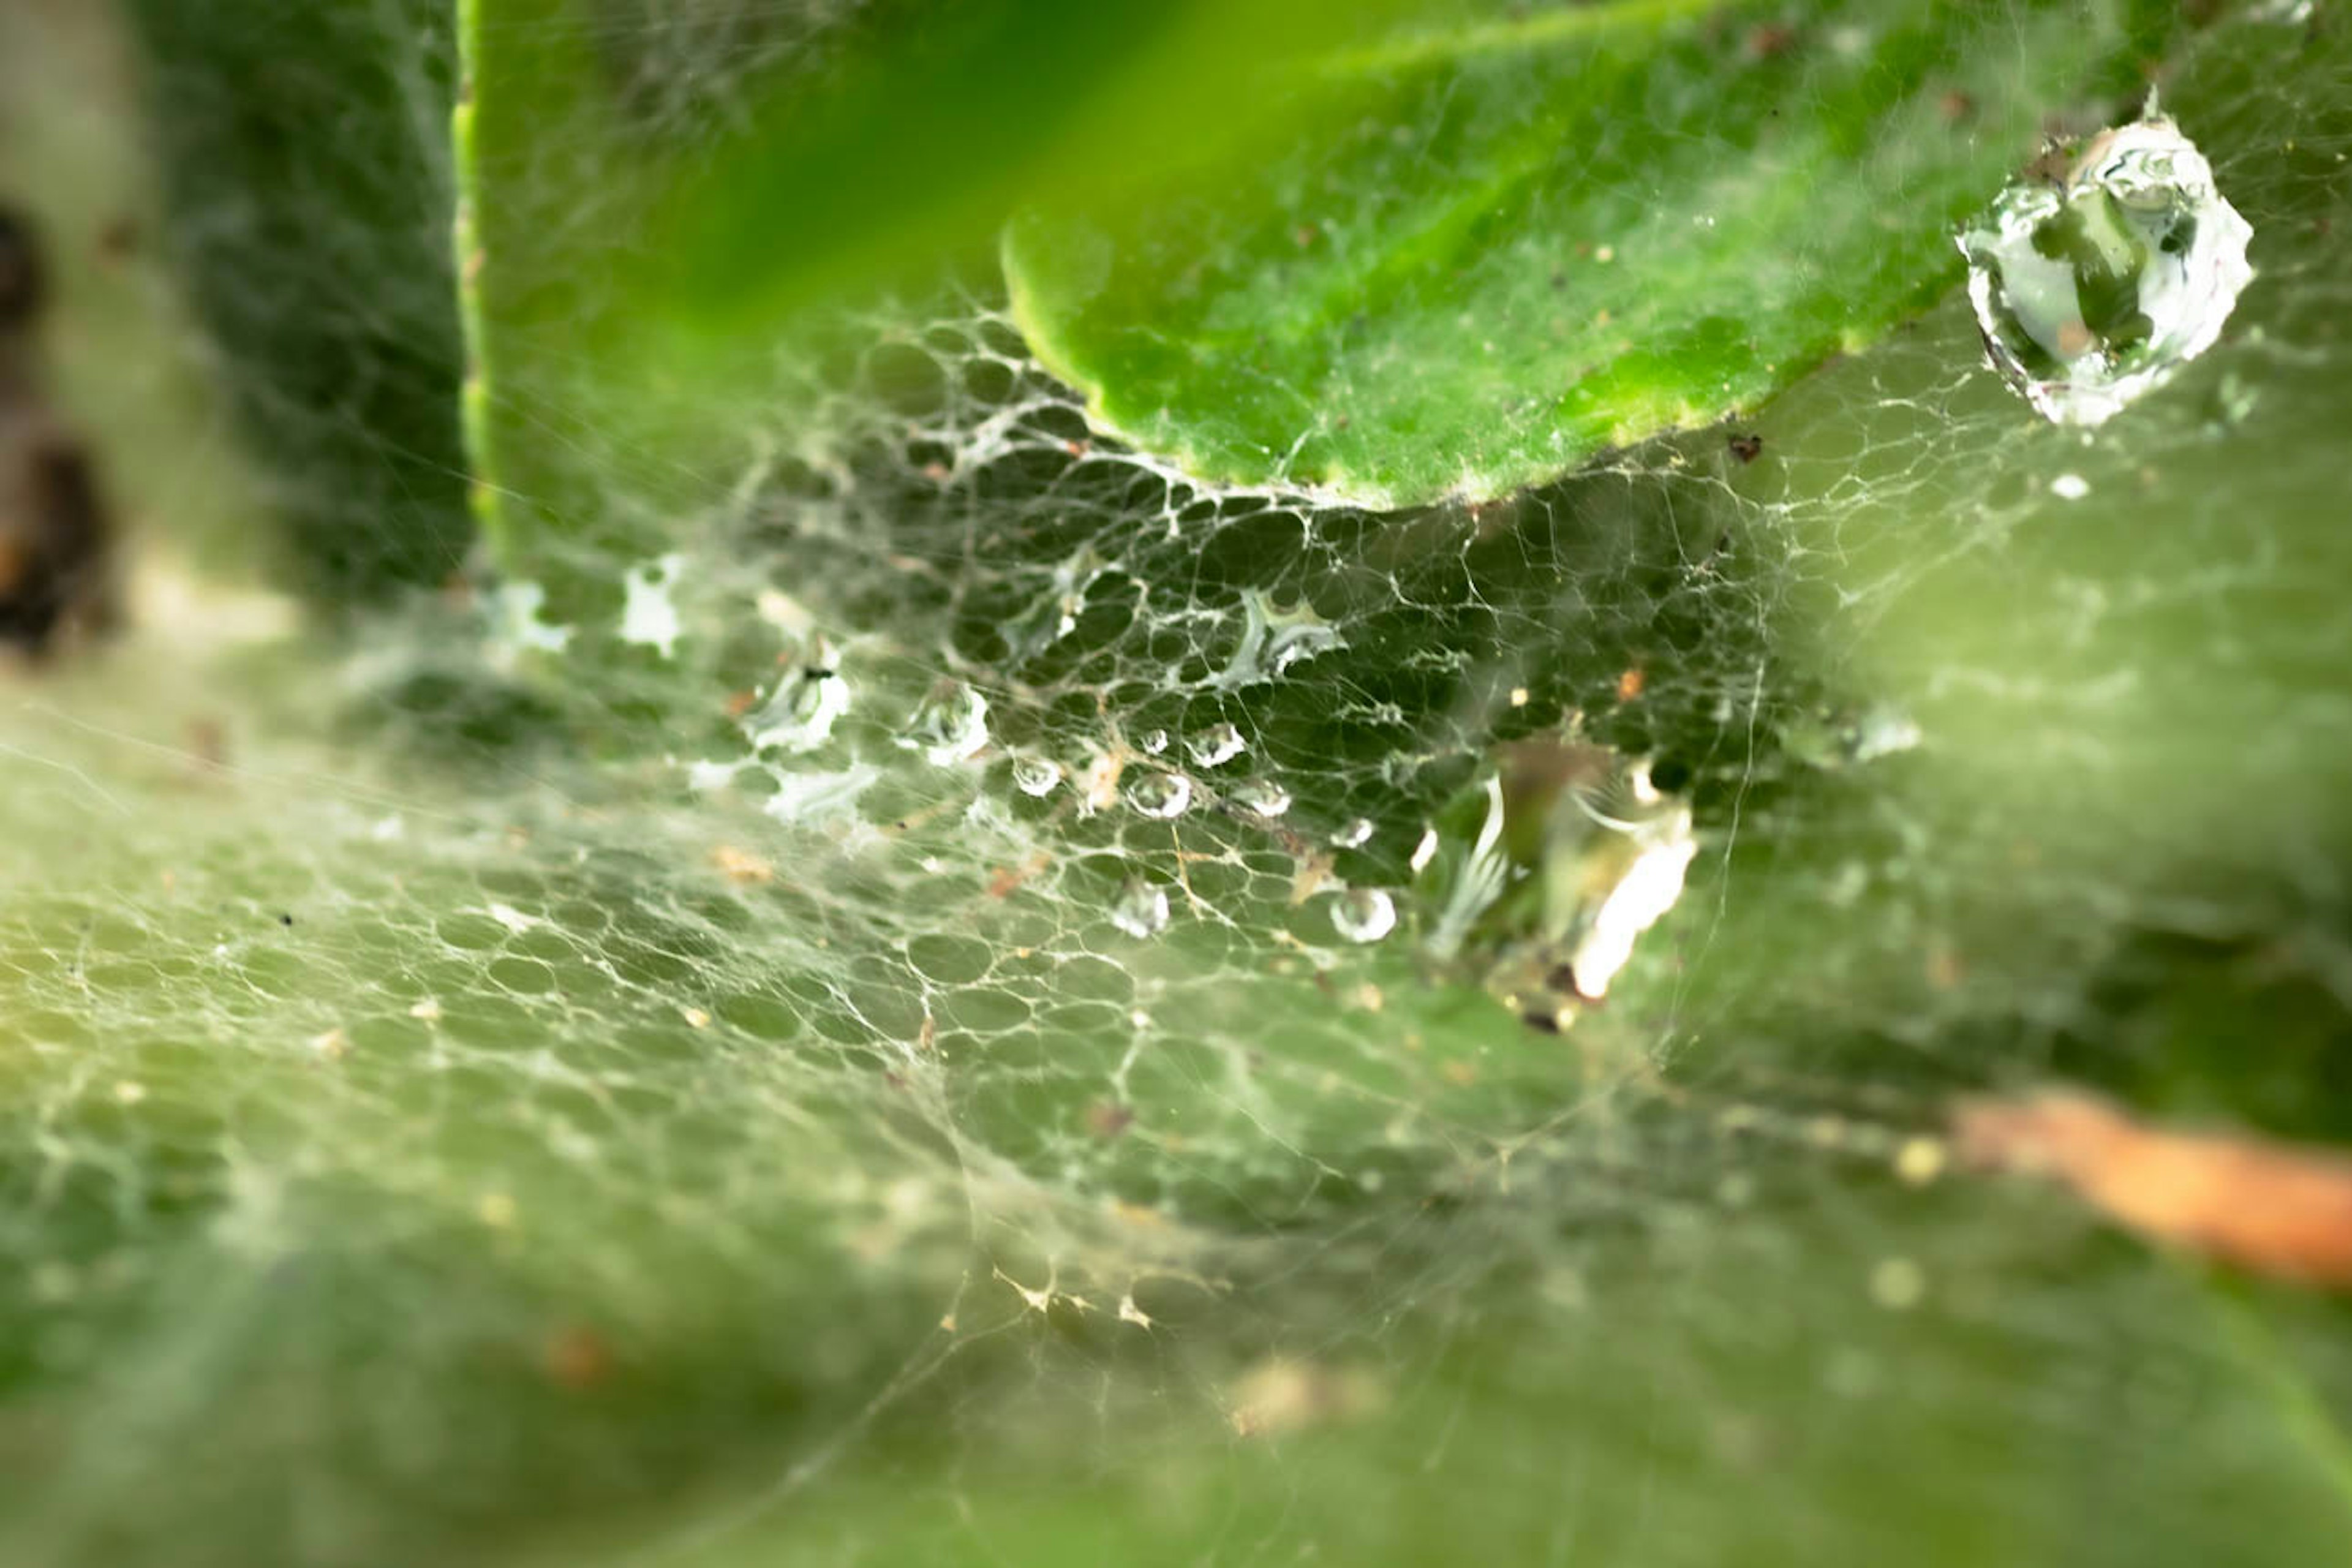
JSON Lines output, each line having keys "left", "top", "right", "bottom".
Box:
{"left": 1003, "top": 0, "right": 2173, "bottom": 502}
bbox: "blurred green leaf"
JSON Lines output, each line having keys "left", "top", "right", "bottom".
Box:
{"left": 116, "top": 0, "right": 472, "bottom": 606}
{"left": 458, "top": 0, "right": 1417, "bottom": 583}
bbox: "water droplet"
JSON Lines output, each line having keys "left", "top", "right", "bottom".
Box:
{"left": 1554, "top": 761, "right": 1698, "bottom": 1000}
{"left": 1206, "top": 589, "right": 1346, "bottom": 689}
{"left": 1412, "top": 744, "right": 1697, "bottom": 999}
{"left": 1110, "top": 878, "right": 1170, "bottom": 938}
{"left": 1230, "top": 779, "right": 1291, "bottom": 818}
{"left": 1787, "top": 703, "right": 1922, "bottom": 771}
{"left": 1330, "top": 817, "right": 1374, "bottom": 849}
{"left": 2050, "top": 472, "right": 2090, "bottom": 501}
{"left": 1127, "top": 771, "right": 1193, "bottom": 819}
{"left": 903, "top": 682, "right": 990, "bottom": 764}
{"left": 1332, "top": 888, "right": 1398, "bottom": 944}
{"left": 486, "top": 579, "right": 573, "bottom": 657}
{"left": 1187, "top": 723, "right": 1246, "bottom": 769}
{"left": 619, "top": 554, "right": 686, "bottom": 658}
{"left": 1960, "top": 110, "right": 2252, "bottom": 428}
{"left": 1012, "top": 756, "right": 1062, "bottom": 797}
{"left": 747, "top": 657, "right": 850, "bottom": 753}
{"left": 1140, "top": 729, "right": 1170, "bottom": 755}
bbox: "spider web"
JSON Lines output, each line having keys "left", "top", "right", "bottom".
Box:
{"left": 4, "top": 4, "right": 2352, "bottom": 1566}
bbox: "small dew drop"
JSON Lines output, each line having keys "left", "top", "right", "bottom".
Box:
{"left": 485, "top": 579, "right": 572, "bottom": 658}
{"left": 1332, "top": 888, "right": 1398, "bottom": 944}
{"left": 619, "top": 554, "right": 687, "bottom": 658}
{"left": 1128, "top": 771, "right": 1193, "bottom": 819}
{"left": 2051, "top": 472, "right": 2090, "bottom": 501}
{"left": 1187, "top": 722, "right": 1247, "bottom": 769}
{"left": 1231, "top": 779, "right": 1292, "bottom": 818}
{"left": 747, "top": 661, "right": 850, "bottom": 754}
{"left": 1110, "top": 878, "right": 1170, "bottom": 938}
{"left": 1330, "top": 817, "right": 1374, "bottom": 849}
{"left": 905, "top": 682, "right": 990, "bottom": 765}
{"left": 1012, "top": 756, "right": 1063, "bottom": 797}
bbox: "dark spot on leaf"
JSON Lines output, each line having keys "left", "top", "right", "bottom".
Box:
{"left": 543, "top": 1324, "right": 613, "bottom": 1390}
{"left": 1728, "top": 433, "right": 1765, "bottom": 464}
{"left": 95, "top": 215, "right": 140, "bottom": 262}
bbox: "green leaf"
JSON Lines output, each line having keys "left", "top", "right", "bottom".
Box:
{"left": 1002, "top": 0, "right": 2174, "bottom": 504}
{"left": 114, "top": 0, "right": 472, "bottom": 605}
{"left": 456, "top": 0, "right": 1413, "bottom": 590}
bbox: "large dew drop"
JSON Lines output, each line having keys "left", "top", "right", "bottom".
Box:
{"left": 1958, "top": 109, "right": 2252, "bottom": 428}
{"left": 1413, "top": 742, "right": 1698, "bottom": 1004}
{"left": 1110, "top": 877, "right": 1170, "bottom": 939}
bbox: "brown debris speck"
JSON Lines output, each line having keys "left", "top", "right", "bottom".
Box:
{"left": 710, "top": 845, "right": 774, "bottom": 884}
{"left": 544, "top": 1324, "right": 614, "bottom": 1390}
{"left": 1956, "top": 1090, "right": 2352, "bottom": 1289}
{"left": 986, "top": 850, "right": 1049, "bottom": 900}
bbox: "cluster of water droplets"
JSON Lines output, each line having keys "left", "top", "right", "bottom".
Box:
{"left": 636, "top": 296, "right": 1757, "bottom": 1002}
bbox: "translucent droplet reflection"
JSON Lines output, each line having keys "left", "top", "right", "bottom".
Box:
{"left": 1332, "top": 888, "right": 1398, "bottom": 944}
{"left": 905, "top": 682, "right": 990, "bottom": 764}
{"left": 1110, "top": 878, "right": 1170, "bottom": 938}
{"left": 1959, "top": 109, "right": 2252, "bottom": 427}
{"left": 1231, "top": 780, "right": 1292, "bottom": 818}
{"left": 1187, "top": 723, "right": 1246, "bottom": 769}
{"left": 1128, "top": 771, "right": 1193, "bottom": 819}
{"left": 1011, "top": 756, "right": 1062, "bottom": 797}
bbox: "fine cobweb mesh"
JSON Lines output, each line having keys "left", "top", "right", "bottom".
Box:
{"left": 4, "top": 4, "right": 2351, "bottom": 1566}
